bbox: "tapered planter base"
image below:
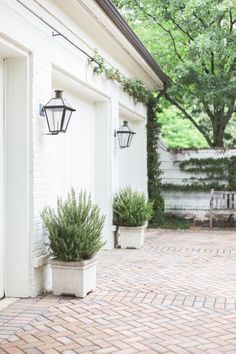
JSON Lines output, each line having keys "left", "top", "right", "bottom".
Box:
{"left": 50, "top": 258, "right": 97, "bottom": 298}
{"left": 119, "top": 226, "right": 145, "bottom": 249}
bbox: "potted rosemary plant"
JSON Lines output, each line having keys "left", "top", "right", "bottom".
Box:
{"left": 41, "top": 189, "right": 105, "bottom": 298}
{"left": 113, "top": 187, "right": 153, "bottom": 249}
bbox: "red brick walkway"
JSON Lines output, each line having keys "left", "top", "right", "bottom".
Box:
{"left": 1, "top": 229, "right": 236, "bottom": 353}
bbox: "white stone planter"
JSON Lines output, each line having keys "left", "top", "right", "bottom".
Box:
{"left": 119, "top": 226, "right": 145, "bottom": 249}
{"left": 50, "top": 257, "right": 97, "bottom": 298}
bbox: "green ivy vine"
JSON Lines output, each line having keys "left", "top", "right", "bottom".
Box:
{"left": 88, "top": 50, "right": 151, "bottom": 104}
{"left": 88, "top": 51, "right": 165, "bottom": 225}
{"left": 163, "top": 156, "right": 236, "bottom": 192}
{"left": 146, "top": 96, "right": 165, "bottom": 226}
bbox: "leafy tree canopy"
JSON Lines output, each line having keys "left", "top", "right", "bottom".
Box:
{"left": 158, "top": 108, "right": 206, "bottom": 148}
{"left": 112, "top": 0, "right": 236, "bottom": 147}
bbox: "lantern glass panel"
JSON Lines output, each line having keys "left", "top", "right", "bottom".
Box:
{"left": 61, "top": 109, "right": 73, "bottom": 132}
{"left": 117, "top": 129, "right": 129, "bottom": 148}
{"left": 127, "top": 132, "right": 135, "bottom": 147}
{"left": 46, "top": 108, "right": 64, "bottom": 134}
{"left": 46, "top": 97, "right": 64, "bottom": 107}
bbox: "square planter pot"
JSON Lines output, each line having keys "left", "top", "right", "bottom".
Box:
{"left": 119, "top": 226, "right": 145, "bottom": 249}
{"left": 50, "top": 257, "right": 97, "bottom": 298}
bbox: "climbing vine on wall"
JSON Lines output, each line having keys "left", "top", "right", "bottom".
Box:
{"left": 88, "top": 51, "right": 165, "bottom": 225}
{"left": 88, "top": 51, "right": 151, "bottom": 104}
{"left": 162, "top": 156, "right": 236, "bottom": 192}
{"left": 146, "top": 96, "right": 165, "bottom": 226}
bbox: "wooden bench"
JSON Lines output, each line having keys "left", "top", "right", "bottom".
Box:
{"left": 209, "top": 189, "right": 236, "bottom": 227}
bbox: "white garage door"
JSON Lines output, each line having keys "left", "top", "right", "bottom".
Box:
{"left": 118, "top": 117, "right": 147, "bottom": 194}
{"left": 0, "top": 59, "right": 4, "bottom": 299}
{"left": 51, "top": 88, "right": 96, "bottom": 199}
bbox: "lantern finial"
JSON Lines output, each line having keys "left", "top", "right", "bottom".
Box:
{"left": 55, "top": 90, "right": 63, "bottom": 99}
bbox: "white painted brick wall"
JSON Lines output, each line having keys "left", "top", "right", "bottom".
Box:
{"left": 0, "top": 0, "right": 149, "bottom": 297}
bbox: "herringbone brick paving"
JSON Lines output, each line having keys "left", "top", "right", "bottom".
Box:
{"left": 1, "top": 228, "right": 236, "bottom": 353}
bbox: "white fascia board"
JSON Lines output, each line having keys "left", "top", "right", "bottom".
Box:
{"left": 119, "top": 104, "right": 147, "bottom": 122}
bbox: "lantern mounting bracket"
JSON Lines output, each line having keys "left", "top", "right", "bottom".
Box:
{"left": 39, "top": 104, "right": 45, "bottom": 116}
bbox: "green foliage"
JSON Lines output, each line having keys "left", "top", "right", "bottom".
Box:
{"left": 162, "top": 156, "right": 236, "bottom": 191}
{"left": 112, "top": 0, "right": 236, "bottom": 147}
{"left": 159, "top": 108, "right": 207, "bottom": 148}
{"left": 113, "top": 187, "right": 153, "bottom": 227}
{"left": 147, "top": 96, "right": 165, "bottom": 226}
{"left": 88, "top": 50, "right": 151, "bottom": 104}
{"left": 162, "top": 182, "right": 227, "bottom": 192}
{"left": 41, "top": 189, "right": 105, "bottom": 262}
{"left": 156, "top": 214, "right": 193, "bottom": 229}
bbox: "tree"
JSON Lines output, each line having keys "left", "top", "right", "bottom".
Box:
{"left": 112, "top": 0, "right": 236, "bottom": 147}
{"left": 158, "top": 108, "right": 207, "bottom": 148}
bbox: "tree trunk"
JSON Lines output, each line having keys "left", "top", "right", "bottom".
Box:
{"left": 212, "top": 132, "right": 224, "bottom": 147}
{"left": 212, "top": 111, "right": 226, "bottom": 147}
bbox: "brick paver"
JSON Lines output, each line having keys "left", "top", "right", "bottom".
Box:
{"left": 0, "top": 228, "right": 236, "bottom": 353}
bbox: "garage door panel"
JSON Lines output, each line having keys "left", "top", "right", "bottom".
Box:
{"left": 0, "top": 59, "right": 4, "bottom": 299}
{"left": 51, "top": 89, "right": 96, "bottom": 200}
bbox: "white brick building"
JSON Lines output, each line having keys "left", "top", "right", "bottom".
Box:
{"left": 0, "top": 0, "right": 169, "bottom": 298}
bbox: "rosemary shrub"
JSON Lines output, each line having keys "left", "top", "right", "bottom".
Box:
{"left": 41, "top": 189, "right": 105, "bottom": 262}
{"left": 113, "top": 187, "right": 153, "bottom": 227}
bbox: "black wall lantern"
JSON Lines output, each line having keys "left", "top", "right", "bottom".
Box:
{"left": 40, "top": 90, "right": 76, "bottom": 135}
{"left": 115, "top": 120, "right": 136, "bottom": 148}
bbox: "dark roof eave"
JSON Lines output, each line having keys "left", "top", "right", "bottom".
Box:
{"left": 94, "top": 0, "right": 171, "bottom": 89}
